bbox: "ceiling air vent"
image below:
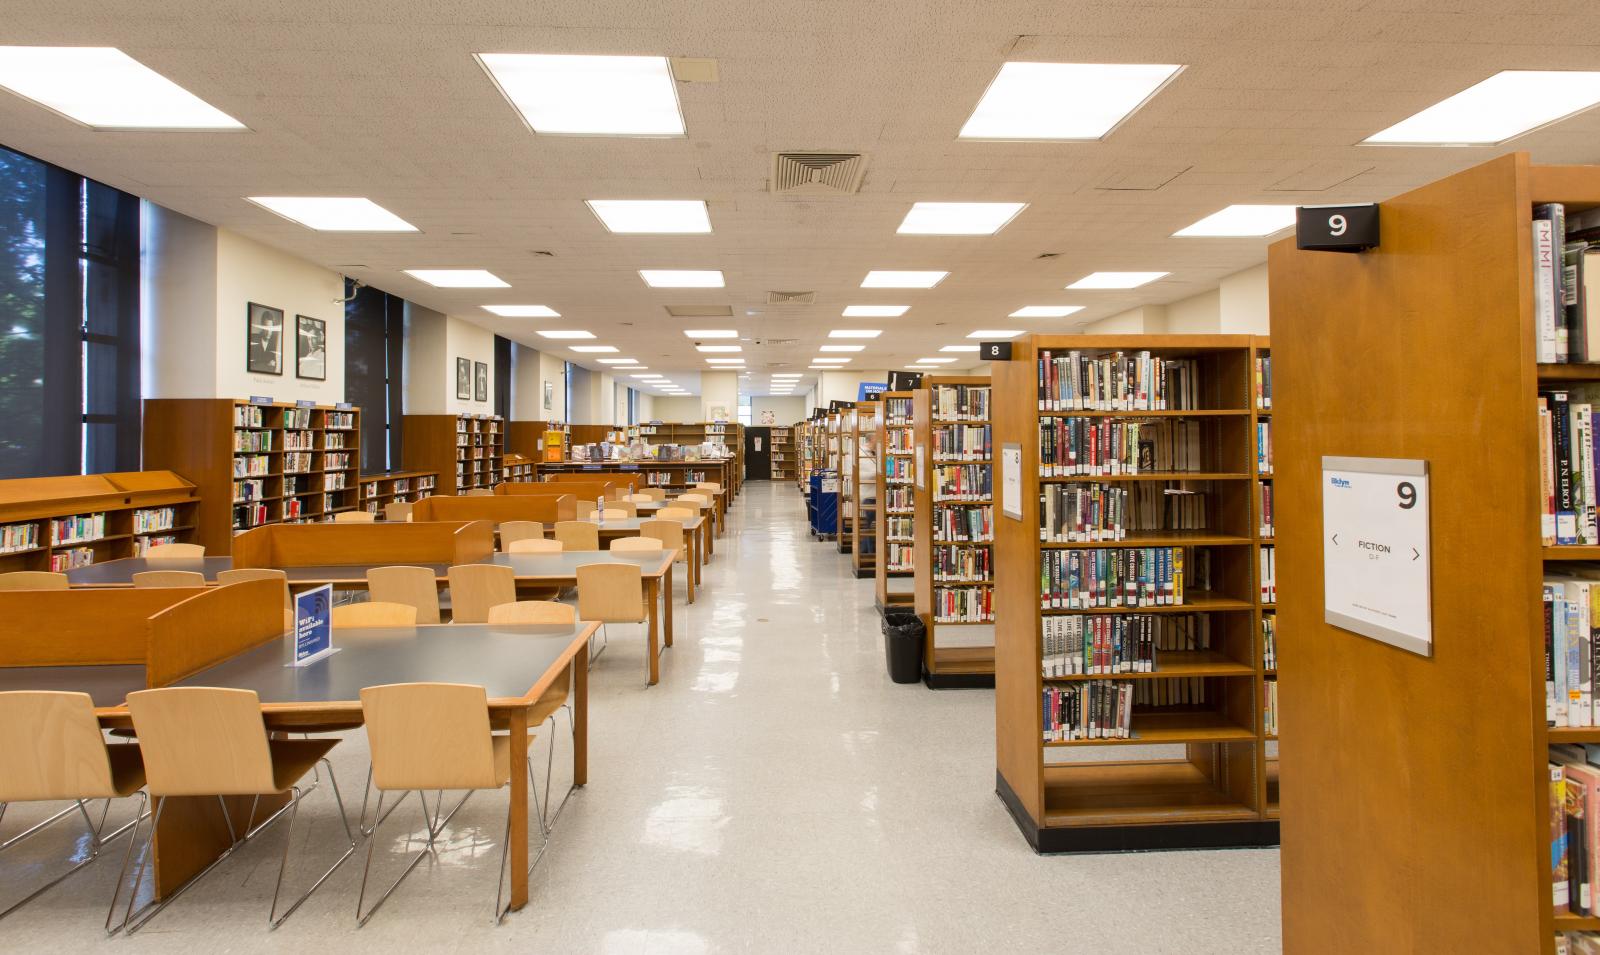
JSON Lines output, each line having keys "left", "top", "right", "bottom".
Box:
{"left": 771, "top": 153, "right": 866, "bottom": 196}
{"left": 766, "top": 291, "right": 816, "bottom": 306}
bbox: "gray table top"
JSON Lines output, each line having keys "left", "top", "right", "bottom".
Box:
{"left": 487, "top": 549, "right": 676, "bottom": 579}
{"left": 572, "top": 515, "right": 703, "bottom": 532}
{"left": 65, "top": 556, "right": 233, "bottom": 585}
{"left": 0, "top": 664, "right": 146, "bottom": 707}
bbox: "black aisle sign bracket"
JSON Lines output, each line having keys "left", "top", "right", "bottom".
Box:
{"left": 1297, "top": 203, "right": 1379, "bottom": 253}
{"left": 979, "top": 341, "right": 1014, "bottom": 361}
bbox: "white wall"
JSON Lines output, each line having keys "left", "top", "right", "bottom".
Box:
{"left": 1079, "top": 305, "right": 1168, "bottom": 335}
{"left": 539, "top": 352, "right": 567, "bottom": 422}
{"left": 752, "top": 396, "right": 805, "bottom": 425}
{"left": 567, "top": 365, "right": 594, "bottom": 423}
{"left": 141, "top": 203, "right": 218, "bottom": 399}
{"left": 443, "top": 316, "right": 496, "bottom": 416}
{"left": 1165, "top": 288, "right": 1223, "bottom": 334}
{"left": 1219, "top": 263, "right": 1270, "bottom": 333}
{"left": 1076, "top": 265, "right": 1269, "bottom": 336}
{"left": 651, "top": 396, "right": 702, "bottom": 421}
{"left": 402, "top": 303, "right": 448, "bottom": 414}
{"left": 215, "top": 229, "right": 345, "bottom": 403}
{"left": 700, "top": 371, "right": 739, "bottom": 421}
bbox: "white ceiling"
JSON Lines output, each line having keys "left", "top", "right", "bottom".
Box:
{"left": 5, "top": 0, "right": 1600, "bottom": 396}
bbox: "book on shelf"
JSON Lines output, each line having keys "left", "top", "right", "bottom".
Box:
{"left": 1537, "top": 389, "right": 1600, "bottom": 545}
{"left": 1255, "top": 353, "right": 1272, "bottom": 410}
{"left": 1531, "top": 202, "right": 1600, "bottom": 364}
{"left": 132, "top": 507, "right": 177, "bottom": 534}
{"left": 0, "top": 522, "right": 40, "bottom": 553}
{"left": 1264, "top": 680, "right": 1279, "bottom": 737}
{"left": 1260, "top": 546, "right": 1277, "bottom": 603}
{"left": 932, "top": 424, "right": 992, "bottom": 461}
{"left": 283, "top": 430, "right": 313, "bottom": 451}
{"left": 326, "top": 411, "right": 354, "bottom": 429}
{"left": 932, "top": 543, "right": 991, "bottom": 582}
{"left": 285, "top": 452, "right": 313, "bottom": 473}
{"left": 1263, "top": 613, "right": 1277, "bottom": 670}
{"left": 49, "top": 546, "right": 95, "bottom": 572}
{"left": 1041, "top": 612, "right": 1211, "bottom": 676}
{"left": 1256, "top": 419, "right": 1273, "bottom": 475}
{"left": 234, "top": 429, "right": 274, "bottom": 451}
{"left": 933, "top": 585, "right": 992, "bottom": 623}
{"left": 932, "top": 504, "right": 992, "bottom": 542}
{"left": 1040, "top": 546, "right": 1188, "bottom": 610}
{"left": 1036, "top": 350, "right": 1199, "bottom": 411}
{"left": 1258, "top": 481, "right": 1274, "bottom": 537}
{"left": 233, "top": 454, "right": 270, "bottom": 477}
{"left": 933, "top": 384, "right": 990, "bottom": 421}
{"left": 1041, "top": 677, "right": 1213, "bottom": 742}
{"left": 1038, "top": 418, "right": 1205, "bottom": 476}
{"left": 284, "top": 407, "right": 312, "bottom": 429}
{"left": 1552, "top": 745, "right": 1600, "bottom": 921}
{"left": 1039, "top": 482, "right": 1211, "bottom": 543}
{"left": 133, "top": 535, "right": 178, "bottom": 556}
{"left": 51, "top": 513, "right": 106, "bottom": 545}
{"left": 234, "top": 404, "right": 265, "bottom": 427}
{"left": 884, "top": 542, "right": 914, "bottom": 572}
{"left": 1544, "top": 571, "right": 1600, "bottom": 728}
{"left": 932, "top": 464, "right": 991, "bottom": 501}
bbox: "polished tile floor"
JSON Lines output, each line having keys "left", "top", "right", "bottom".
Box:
{"left": 1, "top": 481, "right": 1280, "bottom": 952}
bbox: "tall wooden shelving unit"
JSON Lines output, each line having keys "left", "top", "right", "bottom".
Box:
{"left": 770, "top": 425, "right": 795, "bottom": 481}
{"left": 850, "top": 400, "right": 880, "bottom": 579}
{"left": 401, "top": 413, "right": 503, "bottom": 496}
{"left": 144, "top": 399, "right": 361, "bottom": 554}
{"left": 1253, "top": 337, "right": 1277, "bottom": 816}
{"left": 991, "top": 337, "right": 1276, "bottom": 853}
{"left": 1270, "top": 154, "right": 1599, "bottom": 953}
{"left": 913, "top": 376, "right": 995, "bottom": 688}
{"left": 877, "top": 392, "right": 916, "bottom": 610}
{"left": 837, "top": 405, "right": 857, "bottom": 555}
{"left": 0, "top": 472, "right": 199, "bottom": 571}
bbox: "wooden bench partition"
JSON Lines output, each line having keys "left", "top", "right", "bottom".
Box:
{"left": 231, "top": 520, "right": 495, "bottom": 569}
{"left": 145, "top": 578, "right": 284, "bottom": 687}
{"left": 496, "top": 480, "right": 628, "bottom": 501}
{"left": 541, "top": 471, "right": 644, "bottom": 493}
{"left": 0, "top": 587, "right": 203, "bottom": 667}
{"left": 413, "top": 494, "right": 576, "bottom": 525}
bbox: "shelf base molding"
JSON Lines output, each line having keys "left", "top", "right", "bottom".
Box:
{"left": 996, "top": 772, "right": 1280, "bottom": 854}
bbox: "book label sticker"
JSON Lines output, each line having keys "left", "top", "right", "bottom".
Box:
{"left": 1322, "top": 456, "right": 1432, "bottom": 656}
{"left": 1001, "top": 443, "right": 1023, "bottom": 520}
{"left": 288, "top": 583, "right": 339, "bottom": 667}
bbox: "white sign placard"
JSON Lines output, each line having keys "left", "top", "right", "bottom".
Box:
{"left": 914, "top": 444, "right": 925, "bottom": 490}
{"left": 1000, "top": 443, "right": 1023, "bottom": 520}
{"left": 1321, "top": 456, "right": 1432, "bottom": 656}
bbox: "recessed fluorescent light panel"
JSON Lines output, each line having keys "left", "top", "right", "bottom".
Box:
{"left": 968, "top": 330, "right": 1022, "bottom": 339}
{"left": 807, "top": 365, "right": 835, "bottom": 369}
{"left": 1174, "top": 204, "right": 1297, "bottom": 238}
{"left": 941, "top": 345, "right": 981, "bottom": 353}
{"left": 640, "top": 269, "right": 725, "bottom": 288}
{"left": 812, "top": 357, "right": 851, "bottom": 364}
{"left": 0, "top": 46, "right": 246, "bottom": 130}
{"left": 958, "top": 62, "right": 1183, "bottom": 141}
{"left": 586, "top": 199, "right": 711, "bottom": 234}
{"left": 916, "top": 357, "right": 958, "bottom": 364}
{"left": 482, "top": 304, "right": 559, "bottom": 318}
{"left": 842, "top": 305, "right": 910, "bottom": 317}
{"left": 247, "top": 197, "right": 416, "bottom": 232}
{"left": 696, "top": 345, "right": 742, "bottom": 353}
{"left": 828, "top": 330, "right": 882, "bottom": 339}
{"left": 862, "top": 270, "right": 948, "bottom": 289}
{"left": 682, "top": 329, "right": 738, "bottom": 338}
{"left": 1010, "top": 305, "right": 1085, "bottom": 318}
{"left": 570, "top": 345, "right": 618, "bottom": 353}
{"left": 475, "top": 53, "right": 684, "bottom": 136}
{"left": 1364, "top": 70, "right": 1600, "bottom": 146}
{"left": 1066, "top": 271, "right": 1168, "bottom": 290}
{"left": 896, "top": 201, "right": 1027, "bottom": 236}
{"left": 404, "top": 269, "right": 509, "bottom": 288}
{"left": 596, "top": 358, "right": 637, "bottom": 364}
{"left": 819, "top": 345, "right": 865, "bottom": 352}
{"left": 632, "top": 374, "right": 661, "bottom": 379}
{"left": 705, "top": 358, "right": 744, "bottom": 364}
{"left": 537, "top": 330, "right": 596, "bottom": 340}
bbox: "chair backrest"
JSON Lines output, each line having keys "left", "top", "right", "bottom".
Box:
{"left": 624, "top": 494, "right": 654, "bottom": 504}
{"left": 638, "top": 488, "right": 665, "bottom": 502}
{"left": 508, "top": 538, "right": 562, "bottom": 554}
{"left": 677, "top": 493, "right": 709, "bottom": 505}
{"left": 498, "top": 520, "right": 545, "bottom": 552}
{"left": 0, "top": 571, "right": 69, "bottom": 591}
{"left": 487, "top": 601, "right": 576, "bottom": 625}
{"left": 576, "top": 563, "right": 645, "bottom": 623}
{"left": 334, "top": 510, "right": 376, "bottom": 523}
{"left": 605, "top": 501, "right": 638, "bottom": 518}
{"left": 694, "top": 482, "right": 722, "bottom": 492}
{"left": 384, "top": 502, "right": 414, "bottom": 523}
{"left": 599, "top": 508, "right": 628, "bottom": 520}
{"left": 332, "top": 601, "right": 418, "bottom": 629}
{"left": 657, "top": 507, "right": 695, "bottom": 522}
{"left": 216, "top": 568, "right": 290, "bottom": 608}
{"left": 446, "top": 563, "right": 516, "bottom": 624}
{"left": 0, "top": 691, "right": 123, "bottom": 801}
{"left": 609, "top": 536, "right": 663, "bottom": 554}
{"left": 639, "top": 519, "right": 686, "bottom": 555}
{"left": 145, "top": 542, "right": 205, "bottom": 559}
{"left": 465, "top": 488, "right": 495, "bottom": 497}
{"left": 360, "top": 683, "right": 499, "bottom": 792}
{"left": 367, "top": 565, "right": 442, "bottom": 625}
{"left": 553, "top": 521, "right": 600, "bottom": 551}
{"left": 575, "top": 500, "right": 598, "bottom": 518}
{"left": 132, "top": 570, "right": 206, "bottom": 589}
{"left": 126, "top": 687, "right": 275, "bottom": 797}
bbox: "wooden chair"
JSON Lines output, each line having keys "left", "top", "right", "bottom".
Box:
{"left": 498, "top": 521, "right": 544, "bottom": 552}
{"left": 356, "top": 683, "right": 545, "bottom": 924}
{"left": 481, "top": 602, "right": 580, "bottom": 828}
{"left": 693, "top": 482, "right": 722, "bottom": 492}
{"left": 144, "top": 542, "right": 205, "bottom": 558}
{"left": 446, "top": 564, "right": 515, "bottom": 624}
{"left": 609, "top": 536, "right": 663, "bottom": 554}
{"left": 576, "top": 563, "right": 653, "bottom": 684}
{"left": 604, "top": 501, "right": 637, "bottom": 518}
{"left": 333, "top": 510, "right": 376, "bottom": 524}
{"left": 0, "top": 691, "right": 147, "bottom": 929}
{"left": 641, "top": 519, "right": 689, "bottom": 575}
{"left": 367, "top": 566, "right": 442, "bottom": 625}
{"left": 122, "top": 687, "right": 356, "bottom": 932}
{"left": 217, "top": 568, "right": 293, "bottom": 632}
{"left": 554, "top": 521, "right": 600, "bottom": 551}
{"left": 131, "top": 570, "right": 205, "bottom": 589}
{"left": 487, "top": 601, "right": 575, "bottom": 625}
{"left": 0, "top": 571, "right": 68, "bottom": 591}
{"left": 384, "top": 502, "right": 414, "bottom": 523}
{"left": 331, "top": 602, "right": 418, "bottom": 629}
{"left": 507, "top": 538, "right": 562, "bottom": 554}
{"left": 598, "top": 508, "right": 628, "bottom": 520}
{"left": 575, "top": 500, "right": 598, "bottom": 518}
{"left": 637, "top": 488, "right": 665, "bottom": 502}
{"left": 464, "top": 488, "right": 495, "bottom": 497}
{"left": 657, "top": 506, "right": 695, "bottom": 523}
{"left": 624, "top": 494, "right": 654, "bottom": 505}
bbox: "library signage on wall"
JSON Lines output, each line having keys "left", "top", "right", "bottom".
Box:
{"left": 1321, "top": 456, "right": 1432, "bottom": 656}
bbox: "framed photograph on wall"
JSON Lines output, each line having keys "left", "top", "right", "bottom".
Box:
{"left": 246, "top": 302, "right": 284, "bottom": 376}
{"left": 543, "top": 380, "right": 554, "bottom": 411}
{"left": 474, "top": 361, "right": 489, "bottom": 402}
{"left": 295, "top": 315, "right": 327, "bottom": 381}
{"left": 456, "top": 357, "right": 471, "bottom": 400}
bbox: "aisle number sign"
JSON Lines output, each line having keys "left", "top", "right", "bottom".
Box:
{"left": 1321, "top": 456, "right": 1432, "bottom": 657}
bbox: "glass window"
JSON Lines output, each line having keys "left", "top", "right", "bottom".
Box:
{"left": 344, "top": 281, "right": 404, "bottom": 472}
{"left": 0, "top": 147, "right": 47, "bottom": 477}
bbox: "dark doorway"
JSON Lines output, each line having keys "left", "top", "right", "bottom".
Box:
{"left": 745, "top": 426, "right": 772, "bottom": 480}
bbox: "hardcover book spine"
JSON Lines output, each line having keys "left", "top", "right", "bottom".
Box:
{"left": 1536, "top": 205, "right": 1563, "bottom": 362}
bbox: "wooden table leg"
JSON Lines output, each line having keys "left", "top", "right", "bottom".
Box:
{"left": 152, "top": 792, "right": 288, "bottom": 899}
{"left": 688, "top": 533, "right": 699, "bottom": 600}
{"left": 646, "top": 579, "right": 660, "bottom": 685}
{"left": 574, "top": 637, "right": 589, "bottom": 786}
{"left": 509, "top": 707, "right": 529, "bottom": 910}
{"left": 663, "top": 566, "right": 674, "bottom": 648}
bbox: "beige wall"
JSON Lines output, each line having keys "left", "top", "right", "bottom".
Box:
{"left": 752, "top": 395, "right": 806, "bottom": 425}
{"left": 1075, "top": 265, "right": 1269, "bottom": 336}
{"left": 651, "top": 396, "right": 703, "bottom": 421}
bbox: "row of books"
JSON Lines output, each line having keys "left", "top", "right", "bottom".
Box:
{"left": 325, "top": 411, "right": 355, "bottom": 429}
{"left": 1545, "top": 573, "right": 1600, "bottom": 727}
{"left": 1258, "top": 480, "right": 1274, "bottom": 537}
{"left": 1042, "top": 483, "right": 1211, "bottom": 542}
{"left": 1261, "top": 546, "right": 1277, "bottom": 603}
{"left": 234, "top": 405, "right": 266, "bottom": 427}
{"left": 886, "top": 428, "right": 913, "bottom": 453}
{"left": 1041, "top": 678, "right": 1212, "bottom": 741}
{"left": 284, "top": 476, "right": 304, "bottom": 496}
{"left": 932, "top": 464, "right": 991, "bottom": 502}
{"left": 884, "top": 456, "right": 913, "bottom": 484}
{"left": 1037, "top": 418, "right": 1206, "bottom": 476}
{"left": 1264, "top": 680, "right": 1279, "bottom": 737}
{"left": 1036, "top": 351, "right": 1201, "bottom": 411}
{"left": 284, "top": 407, "right": 313, "bottom": 429}
{"left": 133, "top": 535, "right": 178, "bottom": 556}
{"left": 884, "top": 517, "right": 914, "bottom": 541}
{"left": 233, "top": 479, "right": 265, "bottom": 503}
{"left": 883, "top": 486, "right": 912, "bottom": 512}
{"left": 884, "top": 398, "right": 912, "bottom": 425}
{"left": 49, "top": 546, "right": 95, "bottom": 572}
{"left": 933, "top": 585, "right": 993, "bottom": 623}
{"left": 233, "top": 430, "right": 273, "bottom": 451}
{"left": 285, "top": 452, "right": 315, "bottom": 472}
{"left": 283, "top": 430, "right": 314, "bottom": 451}
{"left": 233, "top": 502, "right": 270, "bottom": 529}
{"left": 931, "top": 385, "right": 990, "bottom": 422}
{"left": 932, "top": 543, "right": 991, "bottom": 582}
{"left": 932, "top": 505, "right": 993, "bottom": 543}
{"left": 884, "top": 542, "right": 914, "bottom": 572}
{"left": 326, "top": 472, "right": 348, "bottom": 490}
{"left": 1551, "top": 744, "right": 1600, "bottom": 917}
{"left": 1558, "top": 933, "right": 1600, "bottom": 954}
{"left": 0, "top": 522, "right": 39, "bottom": 553}
{"left": 931, "top": 424, "right": 991, "bottom": 461}
{"left": 233, "top": 454, "right": 270, "bottom": 477}
{"left": 132, "top": 507, "right": 178, "bottom": 534}
{"left": 1041, "top": 613, "right": 1213, "bottom": 676}
{"left": 1041, "top": 546, "right": 1185, "bottom": 609}
{"left": 1540, "top": 389, "right": 1600, "bottom": 544}
{"left": 1533, "top": 202, "right": 1600, "bottom": 364}
{"left": 1257, "top": 420, "right": 1273, "bottom": 475}
{"left": 1263, "top": 613, "right": 1277, "bottom": 670}
{"left": 52, "top": 513, "right": 106, "bottom": 545}
{"left": 1255, "top": 354, "right": 1272, "bottom": 410}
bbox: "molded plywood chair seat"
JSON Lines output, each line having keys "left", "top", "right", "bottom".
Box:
{"left": 553, "top": 521, "right": 600, "bottom": 552}
{"left": 498, "top": 521, "right": 544, "bottom": 552}
{"left": 331, "top": 602, "right": 418, "bottom": 629}
{"left": 636, "top": 488, "right": 665, "bottom": 502}
{"left": 0, "top": 691, "right": 147, "bottom": 930}
{"left": 384, "top": 502, "right": 414, "bottom": 523}
{"left": 507, "top": 538, "right": 562, "bottom": 554}
{"left": 334, "top": 510, "right": 376, "bottom": 524}
{"left": 367, "top": 566, "right": 442, "bottom": 625}
{"left": 0, "top": 571, "right": 68, "bottom": 591}
{"left": 604, "top": 501, "right": 637, "bottom": 518}
{"left": 609, "top": 536, "right": 663, "bottom": 554}
{"left": 640, "top": 519, "right": 689, "bottom": 565}
{"left": 598, "top": 509, "right": 628, "bottom": 520}
{"left": 144, "top": 542, "right": 205, "bottom": 559}
{"left": 486, "top": 601, "right": 575, "bottom": 626}
{"left": 464, "top": 488, "right": 495, "bottom": 497}
{"left": 122, "top": 687, "right": 356, "bottom": 932}
{"left": 446, "top": 564, "right": 515, "bottom": 624}
{"left": 131, "top": 570, "right": 205, "bottom": 589}
{"left": 356, "top": 683, "right": 546, "bottom": 925}
{"left": 693, "top": 482, "right": 721, "bottom": 492}
{"left": 657, "top": 507, "right": 695, "bottom": 523}
{"left": 576, "top": 563, "right": 653, "bottom": 685}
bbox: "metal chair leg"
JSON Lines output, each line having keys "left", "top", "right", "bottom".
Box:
{"left": 268, "top": 760, "right": 358, "bottom": 929}
{"left": 104, "top": 791, "right": 148, "bottom": 935}
{"left": 0, "top": 795, "right": 134, "bottom": 924}
{"left": 589, "top": 623, "right": 609, "bottom": 667}
{"left": 356, "top": 789, "right": 454, "bottom": 928}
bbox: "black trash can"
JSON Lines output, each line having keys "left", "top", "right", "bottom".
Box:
{"left": 882, "top": 613, "right": 924, "bottom": 684}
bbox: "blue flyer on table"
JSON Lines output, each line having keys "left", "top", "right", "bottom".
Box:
{"left": 290, "top": 583, "right": 337, "bottom": 666}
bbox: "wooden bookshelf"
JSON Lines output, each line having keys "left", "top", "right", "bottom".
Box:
{"left": 912, "top": 377, "right": 994, "bottom": 687}
{"left": 769, "top": 425, "right": 796, "bottom": 481}
{"left": 502, "top": 453, "right": 536, "bottom": 484}
{"left": 850, "top": 400, "right": 880, "bottom": 579}
{"left": 0, "top": 471, "right": 199, "bottom": 571}
{"left": 143, "top": 399, "right": 361, "bottom": 553}
{"left": 356, "top": 469, "right": 439, "bottom": 515}
{"left": 837, "top": 406, "right": 858, "bottom": 555}
{"left": 401, "top": 413, "right": 503, "bottom": 496}
{"left": 1269, "top": 153, "right": 1580, "bottom": 952}
{"left": 992, "top": 337, "right": 1277, "bottom": 853}
{"left": 877, "top": 392, "right": 916, "bottom": 611}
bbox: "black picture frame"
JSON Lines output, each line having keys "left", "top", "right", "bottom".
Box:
{"left": 456, "top": 357, "right": 471, "bottom": 400}
{"left": 246, "top": 302, "right": 284, "bottom": 376}
{"left": 474, "top": 361, "right": 489, "bottom": 402}
{"left": 295, "top": 315, "right": 327, "bottom": 381}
